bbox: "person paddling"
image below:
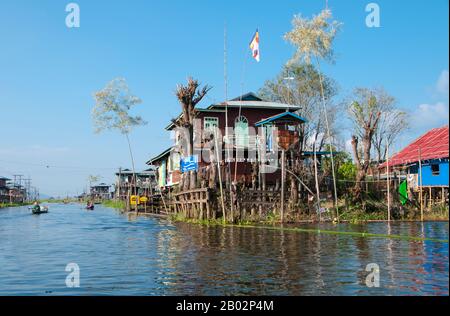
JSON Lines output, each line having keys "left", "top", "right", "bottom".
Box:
{"left": 86, "top": 201, "right": 94, "bottom": 210}
{"left": 32, "top": 201, "right": 41, "bottom": 213}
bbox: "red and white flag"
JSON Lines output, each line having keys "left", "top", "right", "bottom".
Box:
{"left": 249, "top": 30, "right": 260, "bottom": 62}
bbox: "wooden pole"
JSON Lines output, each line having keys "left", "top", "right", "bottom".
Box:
{"left": 313, "top": 148, "right": 321, "bottom": 222}
{"left": 280, "top": 149, "right": 285, "bottom": 223}
{"left": 315, "top": 57, "right": 339, "bottom": 220}
{"left": 386, "top": 140, "right": 391, "bottom": 222}
{"left": 418, "top": 148, "right": 424, "bottom": 222}
{"left": 118, "top": 167, "right": 122, "bottom": 201}
{"left": 429, "top": 187, "right": 432, "bottom": 209}
{"left": 214, "top": 129, "right": 227, "bottom": 223}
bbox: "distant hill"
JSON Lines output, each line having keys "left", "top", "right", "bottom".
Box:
{"left": 39, "top": 193, "right": 52, "bottom": 200}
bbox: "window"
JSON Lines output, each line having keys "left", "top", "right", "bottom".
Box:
{"left": 204, "top": 117, "right": 219, "bottom": 131}
{"left": 158, "top": 160, "right": 166, "bottom": 187}
{"left": 169, "top": 152, "right": 180, "bottom": 172}
{"left": 264, "top": 125, "right": 273, "bottom": 152}
{"left": 431, "top": 164, "right": 440, "bottom": 176}
{"left": 235, "top": 116, "right": 249, "bottom": 147}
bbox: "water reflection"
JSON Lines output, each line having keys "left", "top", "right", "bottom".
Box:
{"left": 0, "top": 204, "right": 448, "bottom": 296}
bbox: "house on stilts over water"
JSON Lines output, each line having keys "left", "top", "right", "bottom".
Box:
{"left": 145, "top": 92, "right": 337, "bottom": 222}
{"left": 380, "top": 125, "right": 449, "bottom": 209}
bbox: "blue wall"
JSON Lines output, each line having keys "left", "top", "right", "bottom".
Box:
{"left": 409, "top": 159, "right": 449, "bottom": 186}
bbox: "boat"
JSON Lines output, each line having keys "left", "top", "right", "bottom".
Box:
{"left": 30, "top": 206, "right": 49, "bottom": 215}
{"left": 86, "top": 205, "right": 94, "bottom": 210}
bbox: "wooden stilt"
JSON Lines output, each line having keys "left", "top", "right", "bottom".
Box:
{"left": 429, "top": 187, "right": 432, "bottom": 209}
{"left": 280, "top": 150, "right": 285, "bottom": 224}
{"left": 419, "top": 148, "right": 424, "bottom": 222}
{"left": 387, "top": 140, "right": 391, "bottom": 222}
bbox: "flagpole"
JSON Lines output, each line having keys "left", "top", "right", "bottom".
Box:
{"left": 224, "top": 22, "right": 230, "bottom": 168}
{"left": 234, "top": 29, "right": 257, "bottom": 183}
{"left": 224, "top": 22, "right": 234, "bottom": 219}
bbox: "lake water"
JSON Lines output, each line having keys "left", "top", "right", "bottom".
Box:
{"left": 0, "top": 203, "right": 448, "bottom": 296}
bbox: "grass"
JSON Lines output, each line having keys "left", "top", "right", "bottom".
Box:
{"left": 339, "top": 209, "right": 387, "bottom": 224}
{"left": 41, "top": 199, "right": 76, "bottom": 204}
{"left": 169, "top": 212, "right": 449, "bottom": 244}
{"left": 170, "top": 213, "right": 254, "bottom": 227}
{"left": 0, "top": 202, "right": 33, "bottom": 209}
{"left": 102, "top": 200, "right": 126, "bottom": 210}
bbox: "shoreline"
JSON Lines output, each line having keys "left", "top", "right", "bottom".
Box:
{"left": 137, "top": 211, "right": 449, "bottom": 224}
{"left": 3, "top": 202, "right": 447, "bottom": 225}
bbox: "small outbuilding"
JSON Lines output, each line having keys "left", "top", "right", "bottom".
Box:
{"left": 381, "top": 126, "right": 449, "bottom": 206}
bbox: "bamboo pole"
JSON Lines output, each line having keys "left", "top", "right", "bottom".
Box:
{"left": 214, "top": 129, "right": 226, "bottom": 223}
{"left": 316, "top": 57, "right": 339, "bottom": 221}
{"left": 280, "top": 149, "right": 286, "bottom": 223}
{"left": 125, "top": 133, "right": 138, "bottom": 214}
{"left": 313, "top": 147, "right": 321, "bottom": 222}
{"left": 117, "top": 167, "right": 122, "bottom": 201}
{"left": 386, "top": 140, "right": 391, "bottom": 222}
{"left": 224, "top": 23, "right": 234, "bottom": 219}
{"left": 418, "top": 148, "right": 424, "bottom": 222}
{"left": 429, "top": 187, "right": 432, "bottom": 209}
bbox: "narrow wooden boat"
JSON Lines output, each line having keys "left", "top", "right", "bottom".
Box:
{"left": 30, "top": 206, "right": 49, "bottom": 215}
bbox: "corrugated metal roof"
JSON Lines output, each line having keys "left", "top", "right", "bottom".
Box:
{"left": 381, "top": 126, "right": 449, "bottom": 168}
{"left": 230, "top": 92, "right": 262, "bottom": 102}
{"left": 115, "top": 169, "right": 155, "bottom": 176}
{"left": 208, "top": 101, "right": 300, "bottom": 111}
{"left": 165, "top": 93, "right": 301, "bottom": 130}
{"left": 146, "top": 147, "right": 173, "bottom": 165}
{"left": 255, "top": 112, "right": 308, "bottom": 126}
{"left": 92, "top": 183, "right": 110, "bottom": 188}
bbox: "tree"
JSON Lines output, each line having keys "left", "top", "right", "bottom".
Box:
{"left": 87, "top": 175, "right": 100, "bottom": 187}
{"left": 283, "top": 8, "right": 342, "bottom": 216}
{"left": 92, "top": 78, "right": 147, "bottom": 209}
{"left": 322, "top": 151, "right": 356, "bottom": 194}
{"left": 348, "top": 87, "right": 394, "bottom": 200}
{"left": 174, "top": 77, "right": 211, "bottom": 190}
{"left": 87, "top": 175, "right": 100, "bottom": 199}
{"left": 372, "top": 110, "right": 409, "bottom": 164}
{"left": 259, "top": 63, "right": 339, "bottom": 153}
{"left": 284, "top": 9, "right": 341, "bottom": 65}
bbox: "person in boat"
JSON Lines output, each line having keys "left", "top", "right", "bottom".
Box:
{"left": 86, "top": 201, "right": 94, "bottom": 210}
{"left": 32, "top": 201, "right": 41, "bottom": 213}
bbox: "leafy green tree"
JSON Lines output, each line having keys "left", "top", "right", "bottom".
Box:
{"left": 321, "top": 150, "right": 356, "bottom": 195}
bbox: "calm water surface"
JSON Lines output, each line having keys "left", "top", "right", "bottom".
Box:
{"left": 0, "top": 203, "right": 448, "bottom": 296}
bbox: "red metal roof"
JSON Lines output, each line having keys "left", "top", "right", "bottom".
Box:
{"left": 381, "top": 126, "right": 449, "bottom": 168}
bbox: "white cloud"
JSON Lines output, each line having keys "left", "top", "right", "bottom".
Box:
{"left": 411, "top": 101, "right": 449, "bottom": 129}
{"left": 408, "top": 70, "right": 449, "bottom": 134}
{"left": 436, "top": 70, "right": 449, "bottom": 95}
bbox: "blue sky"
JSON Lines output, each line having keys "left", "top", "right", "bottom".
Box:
{"left": 0, "top": 0, "right": 448, "bottom": 197}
